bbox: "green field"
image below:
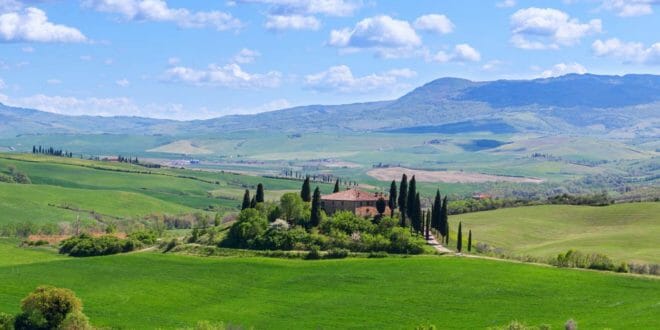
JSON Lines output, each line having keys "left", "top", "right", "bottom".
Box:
{"left": 0, "top": 154, "right": 333, "bottom": 225}
{"left": 0, "top": 239, "right": 658, "bottom": 329}
{"left": 452, "top": 203, "right": 660, "bottom": 264}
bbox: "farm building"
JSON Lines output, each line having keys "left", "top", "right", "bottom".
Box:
{"left": 321, "top": 188, "right": 389, "bottom": 216}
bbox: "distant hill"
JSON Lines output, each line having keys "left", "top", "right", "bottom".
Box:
{"left": 1, "top": 74, "right": 659, "bottom": 137}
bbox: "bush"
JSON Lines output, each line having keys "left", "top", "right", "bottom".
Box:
{"left": 163, "top": 238, "right": 179, "bottom": 253}
{"left": 59, "top": 234, "right": 141, "bottom": 257}
{"left": 367, "top": 251, "right": 388, "bottom": 258}
{"left": 128, "top": 230, "right": 157, "bottom": 245}
{"left": 0, "top": 312, "right": 14, "bottom": 330}
{"left": 58, "top": 311, "right": 92, "bottom": 330}
{"left": 14, "top": 286, "right": 84, "bottom": 330}
{"left": 325, "top": 248, "right": 349, "bottom": 259}
{"left": 305, "top": 246, "right": 322, "bottom": 260}
{"left": 222, "top": 209, "right": 268, "bottom": 249}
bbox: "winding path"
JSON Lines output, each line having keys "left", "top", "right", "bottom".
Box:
{"left": 427, "top": 234, "right": 453, "bottom": 254}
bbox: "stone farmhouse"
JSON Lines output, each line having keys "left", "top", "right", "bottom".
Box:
{"left": 320, "top": 188, "right": 390, "bottom": 217}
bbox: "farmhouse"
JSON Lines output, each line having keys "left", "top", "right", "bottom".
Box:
{"left": 321, "top": 188, "right": 389, "bottom": 216}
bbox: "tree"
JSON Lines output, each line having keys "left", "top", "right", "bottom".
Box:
{"left": 280, "top": 193, "right": 305, "bottom": 223}
{"left": 310, "top": 187, "right": 322, "bottom": 228}
{"left": 468, "top": 230, "right": 472, "bottom": 252}
{"left": 406, "top": 176, "right": 417, "bottom": 220}
{"left": 425, "top": 209, "right": 431, "bottom": 240}
{"left": 457, "top": 222, "right": 463, "bottom": 252}
{"left": 214, "top": 213, "right": 221, "bottom": 227}
{"left": 376, "top": 197, "right": 387, "bottom": 219}
{"left": 398, "top": 174, "right": 408, "bottom": 226}
{"left": 333, "top": 179, "right": 340, "bottom": 193}
{"left": 14, "top": 286, "right": 85, "bottom": 330}
{"left": 250, "top": 195, "right": 257, "bottom": 209}
{"left": 412, "top": 193, "right": 422, "bottom": 234}
{"left": 241, "top": 189, "right": 251, "bottom": 210}
{"left": 301, "top": 176, "right": 311, "bottom": 202}
{"left": 256, "top": 183, "right": 265, "bottom": 203}
{"left": 432, "top": 190, "right": 441, "bottom": 231}
{"left": 440, "top": 196, "right": 449, "bottom": 244}
{"left": 388, "top": 180, "right": 397, "bottom": 217}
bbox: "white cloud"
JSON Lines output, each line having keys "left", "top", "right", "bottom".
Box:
{"left": 539, "top": 62, "right": 587, "bottom": 78}
{"left": 163, "top": 63, "right": 282, "bottom": 88}
{"left": 167, "top": 57, "right": 180, "bottom": 65}
{"left": 21, "top": 46, "right": 33, "bottom": 53}
{"left": 0, "top": 0, "right": 22, "bottom": 12}
{"left": 265, "top": 14, "right": 320, "bottom": 30}
{"left": 80, "top": 55, "right": 92, "bottom": 61}
{"left": 413, "top": 14, "right": 454, "bottom": 34}
{"left": 304, "top": 64, "right": 416, "bottom": 93}
{"left": 497, "top": 0, "right": 516, "bottom": 8}
{"left": 592, "top": 38, "right": 660, "bottom": 65}
{"left": 82, "top": 0, "right": 242, "bottom": 30}
{"left": 482, "top": 60, "right": 504, "bottom": 71}
{"left": 235, "top": 0, "right": 362, "bottom": 17}
{"left": 116, "top": 78, "right": 130, "bottom": 87}
{"left": 104, "top": 58, "right": 114, "bottom": 65}
{"left": 0, "top": 7, "right": 87, "bottom": 43}
{"left": 429, "top": 44, "right": 481, "bottom": 63}
{"left": 600, "top": 0, "right": 660, "bottom": 17}
{"left": 328, "top": 15, "right": 422, "bottom": 58}
{"left": 233, "top": 48, "right": 261, "bottom": 64}
{"left": 229, "top": 98, "right": 292, "bottom": 115}
{"left": 510, "top": 7, "right": 601, "bottom": 49}
{"left": 47, "top": 78, "right": 61, "bottom": 85}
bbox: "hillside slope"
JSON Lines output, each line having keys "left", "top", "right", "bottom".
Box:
{"left": 1, "top": 74, "right": 659, "bottom": 137}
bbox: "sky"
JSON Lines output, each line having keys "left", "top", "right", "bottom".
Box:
{"left": 0, "top": 0, "right": 659, "bottom": 120}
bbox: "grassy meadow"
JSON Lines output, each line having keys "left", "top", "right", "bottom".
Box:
{"left": 0, "top": 239, "right": 658, "bottom": 329}
{"left": 452, "top": 203, "right": 660, "bottom": 264}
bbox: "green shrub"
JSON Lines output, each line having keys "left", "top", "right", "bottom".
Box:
{"left": 305, "top": 247, "right": 322, "bottom": 260}
{"left": 14, "top": 286, "right": 84, "bottom": 330}
{"left": 59, "top": 234, "right": 141, "bottom": 257}
{"left": 368, "top": 251, "right": 388, "bottom": 258}
{"left": 325, "top": 248, "right": 349, "bottom": 259}
{"left": 58, "top": 311, "right": 92, "bottom": 330}
{"left": 128, "top": 230, "right": 157, "bottom": 245}
{"left": 0, "top": 312, "right": 14, "bottom": 330}
{"left": 222, "top": 209, "right": 268, "bottom": 249}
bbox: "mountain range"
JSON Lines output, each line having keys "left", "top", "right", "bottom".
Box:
{"left": 1, "top": 73, "right": 659, "bottom": 138}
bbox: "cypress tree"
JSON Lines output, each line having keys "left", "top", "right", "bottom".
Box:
{"left": 406, "top": 176, "right": 417, "bottom": 220}
{"left": 333, "top": 179, "right": 340, "bottom": 193}
{"left": 468, "top": 230, "right": 472, "bottom": 252}
{"left": 398, "top": 174, "right": 408, "bottom": 226}
{"left": 301, "top": 176, "right": 311, "bottom": 202}
{"left": 457, "top": 222, "right": 463, "bottom": 252}
{"left": 425, "top": 209, "right": 431, "bottom": 240}
{"left": 256, "top": 183, "right": 265, "bottom": 203}
{"left": 413, "top": 193, "right": 422, "bottom": 234}
{"left": 241, "top": 190, "right": 251, "bottom": 210}
{"left": 440, "top": 196, "right": 449, "bottom": 243}
{"left": 432, "top": 190, "right": 441, "bottom": 231}
{"left": 376, "top": 197, "right": 387, "bottom": 219}
{"left": 388, "top": 180, "right": 397, "bottom": 217}
{"left": 310, "top": 187, "right": 322, "bottom": 228}
{"left": 250, "top": 195, "right": 257, "bottom": 208}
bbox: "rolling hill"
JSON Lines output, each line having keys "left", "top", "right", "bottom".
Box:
{"left": 1, "top": 74, "right": 659, "bottom": 137}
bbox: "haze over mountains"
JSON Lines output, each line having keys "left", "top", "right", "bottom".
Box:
{"left": 1, "top": 73, "right": 659, "bottom": 138}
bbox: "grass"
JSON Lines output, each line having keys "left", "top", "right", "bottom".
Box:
{"left": 0, "top": 154, "right": 333, "bottom": 223}
{"left": 0, "top": 239, "right": 657, "bottom": 329}
{"left": 451, "top": 203, "right": 660, "bottom": 264}
{"left": 0, "top": 182, "right": 197, "bottom": 225}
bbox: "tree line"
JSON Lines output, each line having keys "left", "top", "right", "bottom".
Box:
{"left": 32, "top": 145, "right": 73, "bottom": 158}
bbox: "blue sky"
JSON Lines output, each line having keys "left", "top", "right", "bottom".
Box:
{"left": 0, "top": 0, "right": 659, "bottom": 119}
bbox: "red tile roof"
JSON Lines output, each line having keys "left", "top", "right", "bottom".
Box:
{"left": 321, "top": 188, "right": 383, "bottom": 201}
